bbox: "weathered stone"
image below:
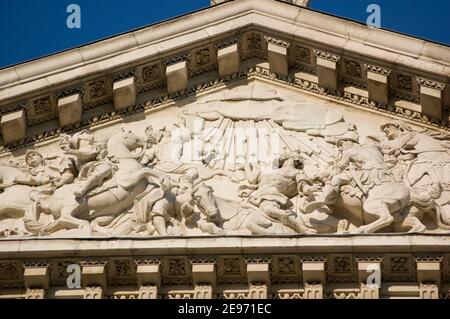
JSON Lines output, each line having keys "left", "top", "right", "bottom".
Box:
{"left": 416, "top": 260, "right": 441, "bottom": 284}
{"left": 166, "top": 61, "right": 188, "bottom": 94}
{"left": 58, "top": 93, "right": 82, "bottom": 126}
{"left": 302, "top": 261, "right": 326, "bottom": 283}
{"left": 267, "top": 40, "right": 290, "bottom": 76}
{"left": 136, "top": 264, "right": 161, "bottom": 287}
{"left": 366, "top": 65, "right": 391, "bottom": 104}
{"left": 417, "top": 78, "right": 445, "bottom": 120}
{"left": 1, "top": 110, "right": 26, "bottom": 144}
{"left": 246, "top": 262, "right": 271, "bottom": 285}
{"left": 24, "top": 267, "right": 49, "bottom": 289}
{"left": 81, "top": 265, "right": 107, "bottom": 289}
{"left": 217, "top": 44, "right": 240, "bottom": 77}
{"left": 315, "top": 51, "right": 340, "bottom": 91}
{"left": 192, "top": 263, "right": 216, "bottom": 287}
{"left": 113, "top": 77, "right": 137, "bottom": 110}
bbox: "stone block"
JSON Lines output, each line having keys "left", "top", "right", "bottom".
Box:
{"left": 267, "top": 42, "right": 289, "bottom": 76}
{"left": 166, "top": 61, "right": 188, "bottom": 94}
{"left": 217, "top": 44, "right": 240, "bottom": 77}
{"left": 416, "top": 261, "right": 441, "bottom": 284}
{"left": 366, "top": 66, "right": 391, "bottom": 104}
{"left": 1, "top": 110, "right": 26, "bottom": 144}
{"left": 24, "top": 267, "right": 49, "bottom": 289}
{"left": 302, "top": 261, "right": 325, "bottom": 283}
{"left": 316, "top": 54, "right": 340, "bottom": 91}
{"left": 136, "top": 264, "right": 161, "bottom": 287}
{"left": 113, "top": 77, "right": 137, "bottom": 110}
{"left": 192, "top": 263, "right": 216, "bottom": 287}
{"left": 57, "top": 93, "right": 82, "bottom": 126}
{"left": 246, "top": 262, "right": 270, "bottom": 285}
{"left": 81, "top": 265, "right": 107, "bottom": 289}
{"left": 418, "top": 81, "right": 444, "bottom": 120}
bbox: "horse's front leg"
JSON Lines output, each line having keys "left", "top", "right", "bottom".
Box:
{"left": 357, "top": 201, "right": 394, "bottom": 234}
{"left": 41, "top": 205, "right": 91, "bottom": 236}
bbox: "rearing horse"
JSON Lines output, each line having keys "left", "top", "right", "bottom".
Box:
{"left": 32, "top": 128, "right": 163, "bottom": 235}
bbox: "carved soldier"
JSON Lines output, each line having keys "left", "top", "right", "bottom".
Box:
{"left": 59, "top": 130, "right": 115, "bottom": 198}
{"left": 239, "top": 151, "right": 316, "bottom": 234}
{"left": 379, "top": 121, "right": 450, "bottom": 229}
{"left": 305, "top": 131, "right": 396, "bottom": 212}
{"left": 18, "top": 150, "right": 75, "bottom": 189}
{"left": 144, "top": 125, "right": 199, "bottom": 183}
{"left": 380, "top": 121, "right": 450, "bottom": 188}
{"left": 133, "top": 175, "right": 194, "bottom": 236}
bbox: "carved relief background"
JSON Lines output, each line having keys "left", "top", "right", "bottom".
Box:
{"left": 1, "top": 81, "right": 450, "bottom": 239}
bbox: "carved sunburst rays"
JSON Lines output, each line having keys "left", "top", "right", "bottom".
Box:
{"left": 185, "top": 117, "right": 335, "bottom": 173}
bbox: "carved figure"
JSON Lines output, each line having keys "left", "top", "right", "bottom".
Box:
{"left": 239, "top": 152, "right": 317, "bottom": 234}
{"left": 379, "top": 121, "right": 450, "bottom": 231}
{"left": 24, "top": 128, "right": 165, "bottom": 235}
{"left": 305, "top": 131, "right": 412, "bottom": 233}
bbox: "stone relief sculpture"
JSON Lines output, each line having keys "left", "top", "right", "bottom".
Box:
{"left": 1, "top": 86, "right": 450, "bottom": 238}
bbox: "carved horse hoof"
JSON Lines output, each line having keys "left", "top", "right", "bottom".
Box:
{"left": 407, "top": 224, "right": 427, "bottom": 234}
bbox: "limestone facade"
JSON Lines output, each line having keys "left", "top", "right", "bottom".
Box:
{"left": 0, "top": 0, "right": 449, "bottom": 299}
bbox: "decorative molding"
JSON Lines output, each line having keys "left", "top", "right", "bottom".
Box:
{"left": 264, "top": 36, "right": 291, "bottom": 48}
{"left": 215, "top": 35, "right": 240, "bottom": 50}
{"left": 365, "top": 64, "right": 391, "bottom": 76}
{"left": 416, "top": 77, "right": 446, "bottom": 90}
{"left": 314, "top": 49, "right": 340, "bottom": 62}
{"left": 162, "top": 53, "right": 189, "bottom": 67}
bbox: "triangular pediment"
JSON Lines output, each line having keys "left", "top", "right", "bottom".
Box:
{"left": 1, "top": 1, "right": 450, "bottom": 300}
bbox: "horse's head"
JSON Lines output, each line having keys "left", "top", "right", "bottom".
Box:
{"left": 107, "top": 128, "right": 147, "bottom": 160}
{"left": 192, "top": 183, "right": 220, "bottom": 221}
{"left": 119, "top": 127, "right": 146, "bottom": 150}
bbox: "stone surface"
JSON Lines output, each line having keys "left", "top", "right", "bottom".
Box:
{"left": 366, "top": 66, "right": 391, "bottom": 104}
{"left": 1, "top": 110, "right": 26, "bottom": 144}
{"left": 217, "top": 44, "right": 240, "bottom": 77}
{"left": 192, "top": 263, "right": 217, "bottom": 287}
{"left": 0, "top": 0, "right": 449, "bottom": 300}
{"left": 57, "top": 93, "right": 82, "bottom": 126}
{"left": 416, "top": 260, "right": 441, "bottom": 284}
{"left": 316, "top": 53, "right": 340, "bottom": 91}
{"left": 23, "top": 267, "right": 49, "bottom": 289}
{"left": 113, "top": 77, "right": 137, "bottom": 110}
{"left": 302, "top": 262, "right": 326, "bottom": 283}
{"left": 267, "top": 41, "right": 290, "bottom": 76}
{"left": 136, "top": 264, "right": 161, "bottom": 286}
{"left": 166, "top": 61, "right": 188, "bottom": 93}
{"left": 418, "top": 80, "right": 444, "bottom": 120}
{"left": 247, "top": 262, "right": 271, "bottom": 285}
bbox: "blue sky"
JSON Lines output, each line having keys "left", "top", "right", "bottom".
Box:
{"left": 0, "top": 0, "right": 449, "bottom": 69}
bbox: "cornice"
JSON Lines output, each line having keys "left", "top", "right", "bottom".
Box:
{"left": 1, "top": 235, "right": 450, "bottom": 258}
